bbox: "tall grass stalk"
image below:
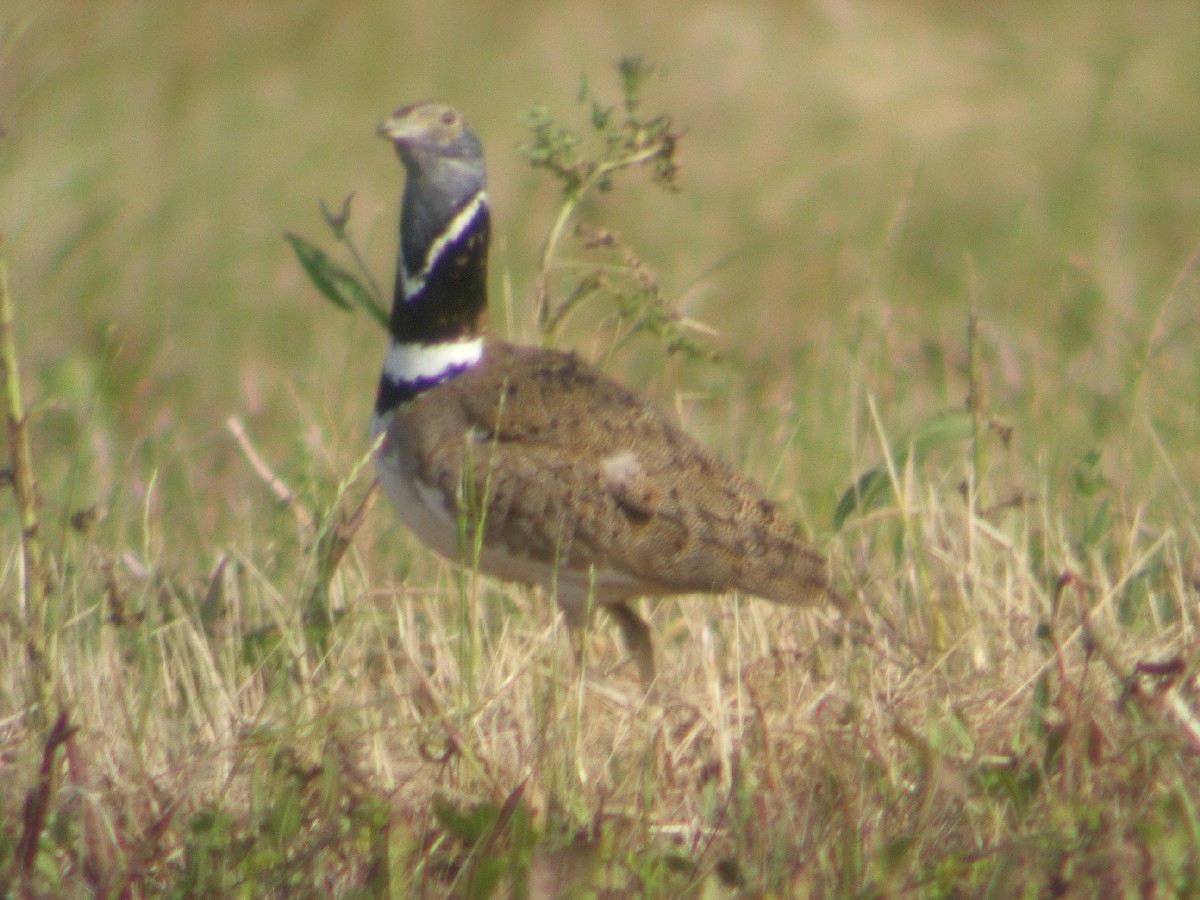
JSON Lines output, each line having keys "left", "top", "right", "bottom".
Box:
{"left": 0, "top": 246, "right": 51, "bottom": 724}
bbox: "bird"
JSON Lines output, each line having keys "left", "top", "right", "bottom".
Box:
{"left": 371, "top": 101, "right": 841, "bottom": 682}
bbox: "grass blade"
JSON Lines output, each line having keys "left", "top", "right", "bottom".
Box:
{"left": 835, "top": 410, "right": 974, "bottom": 529}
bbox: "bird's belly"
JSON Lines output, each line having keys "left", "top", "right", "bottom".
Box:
{"left": 374, "top": 446, "right": 464, "bottom": 565}
{"left": 374, "top": 442, "right": 645, "bottom": 615}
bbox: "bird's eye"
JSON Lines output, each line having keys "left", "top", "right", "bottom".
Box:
{"left": 441, "top": 110, "right": 457, "bottom": 126}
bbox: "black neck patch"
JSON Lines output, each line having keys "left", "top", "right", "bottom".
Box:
{"left": 389, "top": 200, "right": 490, "bottom": 344}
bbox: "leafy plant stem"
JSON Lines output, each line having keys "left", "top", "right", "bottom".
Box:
{"left": 0, "top": 244, "right": 53, "bottom": 726}
{"left": 342, "top": 229, "right": 386, "bottom": 310}
{"left": 536, "top": 143, "right": 673, "bottom": 342}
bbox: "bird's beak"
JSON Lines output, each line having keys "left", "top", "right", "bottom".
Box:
{"left": 378, "top": 104, "right": 420, "bottom": 142}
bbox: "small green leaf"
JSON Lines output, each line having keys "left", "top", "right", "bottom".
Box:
{"left": 881, "top": 835, "right": 915, "bottom": 872}
{"left": 834, "top": 467, "right": 888, "bottom": 532}
{"left": 320, "top": 192, "right": 355, "bottom": 239}
{"left": 834, "top": 410, "right": 974, "bottom": 529}
{"left": 284, "top": 232, "right": 388, "bottom": 329}
{"left": 433, "top": 795, "right": 500, "bottom": 844}
{"left": 285, "top": 232, "right": 354, "bottom": 310}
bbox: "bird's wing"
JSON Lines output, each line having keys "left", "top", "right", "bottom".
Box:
{"left": 397, "top": 341, "right": 832, "bottom": 604}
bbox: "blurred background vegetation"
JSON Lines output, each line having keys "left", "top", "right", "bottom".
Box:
{"left": 3, "top": 3, "right": 1199, "bottom": 893}
{"left": 2, "top": 2, "right": 1197, "bottom": 574}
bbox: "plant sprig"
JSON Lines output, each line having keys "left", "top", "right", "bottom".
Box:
{"left": 284, "top": 193, "right": 388, "bottom": 330}
{"left": 522, "top": 57, "right": 679, "bottom": 197}
{"left": 521, "top": 58, "right": 707, "bottom": 358}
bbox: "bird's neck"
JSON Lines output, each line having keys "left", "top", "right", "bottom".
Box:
{"left": 374, "top": 188, "right": 490, "bottom": 424}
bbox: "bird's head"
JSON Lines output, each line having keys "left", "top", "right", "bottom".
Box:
{"left": 378, "top": 102, "right": 484, "bottom": 185}
{"left": 379, "top": 103, "right": 488, "bottom": 297}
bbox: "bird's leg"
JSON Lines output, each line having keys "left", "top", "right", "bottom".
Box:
{"left": 604, "top": 601, "right": 656, "bottom": 686}
{"left": 556, "top": 585, "right": 654, "bottom": 685}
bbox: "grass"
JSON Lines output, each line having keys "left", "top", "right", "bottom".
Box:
{"left": 2, "top": 2, "right": 1200, "bottom": 896}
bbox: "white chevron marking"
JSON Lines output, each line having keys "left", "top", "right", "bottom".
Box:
{"left": 401, "top": 190, "right": 488, "bottom": 299}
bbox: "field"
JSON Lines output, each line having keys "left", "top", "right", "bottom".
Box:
{"left": 2, "top": 2, "right": 1199, "bottom": 896}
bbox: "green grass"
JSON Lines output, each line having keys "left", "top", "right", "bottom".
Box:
{"left": 2, "top": 2, "right": 1199, "bottom": 896}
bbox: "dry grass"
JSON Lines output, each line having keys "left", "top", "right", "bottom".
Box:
{"left": 2, "top": 2, "right": 1200, "bottom": 896}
